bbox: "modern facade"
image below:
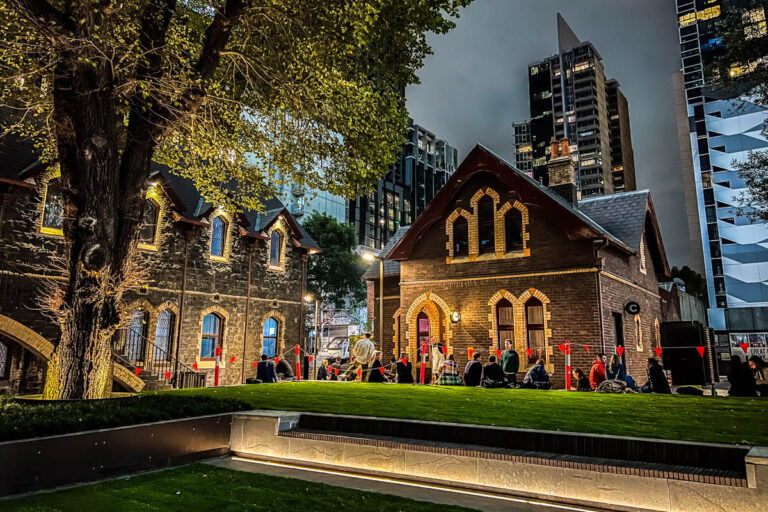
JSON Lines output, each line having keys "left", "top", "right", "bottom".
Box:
{"left": 513, "top": 14, "right": 637, "bottom": 197}
{"left": 675, "top": 0, "right": 768, "bottom": 362}
{"left": 348, "top": 118, "right": 459, "bottom": 252}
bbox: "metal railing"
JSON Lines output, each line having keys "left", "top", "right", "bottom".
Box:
{"left": 112, "top": 327, "right": 205, "bottom": 389}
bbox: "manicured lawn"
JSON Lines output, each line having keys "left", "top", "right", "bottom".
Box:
{"left": 159, "top": 382, "right": 768, "bottom": 446}
{"left": 1, "top": 463, "right": 475, "bottom": 512}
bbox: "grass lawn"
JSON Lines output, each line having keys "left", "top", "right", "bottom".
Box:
{"left": 1, "top": 463, "right": 475, "bottom": 512}
{"left": 159, "top": 382, "right": 768, "bottom": 446}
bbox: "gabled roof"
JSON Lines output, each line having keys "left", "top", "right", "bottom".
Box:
{"left": 0, "top": 134, "right": 43, "bottom": 188}
{"left": 386, "top": 144, "right": 669, "bottom": 276}
{"left": 362, "top": 226, "right": 410, "bottom": 280}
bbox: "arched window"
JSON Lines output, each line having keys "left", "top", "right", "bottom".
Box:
{"left": 41, "top": 178, "right": 64, "bottom": 232}
{"left": 634, "top": 315, "right": 643, "bottom": 351}
{"left": 211, "top": 217, "right": 226, "bottom": 257}
{"left": 153, "top": 309, "right": 175, "bottom": 360}
{"left": 201, "top": 313, "right": 222, "bottom": 359}
{"left": 269, "top": 230, "right": 283, "bottom": 267}
{"left": 417, "top": 311, "right": 430, "bottom": 360}
{"left": 139, "top": 200, "right": 159, "bottom": 245}
{"left": 504, "top": 208, "right": 523, "bottom": 252}
{"left": 654, "top": 318, "right": 661, "bottom": 348}
{"left": 525, "top": 298, "right": 545, "bottom": 365}
{"left": 477, "top": 196, "right": 495, "bottom": 254}
{"left": 453, "top": 217, "right": 469, "bottom": 256}
{"left": 639, "top": 235, "right": 647, "bottom": 274}
{"left": 262, "top": 317, "right": 279, "bottom": 357}
{"left": 0, "top": 340, "right": 8, "bottom": 379}
{"left": 126, "top": 309, "right": 148, "bottom": 362}
{"left": 496, "top": 298, "right": 514, "bottom": 350}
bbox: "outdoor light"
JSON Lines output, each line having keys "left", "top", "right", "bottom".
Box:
{"left": 304, "top": 294, "right": 313, "bottom": 303}
{"left": 450, "top": 310, "right": 461, "bottom": 323}
{"left": 362, "top": 252, "right": 376, "bottom": 262}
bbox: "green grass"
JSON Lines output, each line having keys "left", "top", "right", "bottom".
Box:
{"left": 0, "top": 394, "right": 251, "bottom": 442}
{"left": 159, "top": 382, "right": 768, "bottom": 446}
{"left": 0, "top": 463, "right": 475, "bottom": 512}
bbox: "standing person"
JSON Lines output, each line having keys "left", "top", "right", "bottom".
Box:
{"left": 642, "top": 358, "right": 671, "bottom": 394}
{"left": 368, "top": 351, "right": 386, "bottom": 383}
{"left": 482, "top": 355, "right": 506, "bottom": 388}
{"left": 435, "top": 354, "right": 462, "bottom": 386}
{"left": 748, "top": 356, "right": 768, "bottom": 397}
{"left": 353, "top": 332, "right": 376, "bottom": 371}
{"left": 521, "top": 359, "right": 552, "bottom": 389}
{"left": 316, "top": 359, "right": 329, "bottom": 381}
{"left": 606, "top": 355, "right": 626, "bottom": 381}
{"left": 464, "top": 353, "right": 483, "bottom": 387}
{"left": 431, "top": 338, "right": 446, "bottom": 382}
{"left": 256, "top": 354, "right": 276, "bottom": 383}
{"left": 572, "top": 369, "right": 591, "bottom": 391}
{"left": 589, "top": 353, "right": 607, "bottom": 389}
{"left": 396, "top": 353, "right": 414, "bottom": 384}
{"left": 728, "top": 355, "right": 757, "bottom": 397}
{"left": 501, "top": 339, "right": 520, "bottom": 386}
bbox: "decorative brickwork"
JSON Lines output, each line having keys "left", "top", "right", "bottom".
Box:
{"left": 404, "top": 292, "right": 453, "bottom": 360}
{"left": 207, "top": 210, "right": 234, "bottom": 263}
{"left": 266, "top": 218, "right": 289, "bottom": 272}
{"left": 137, "top": 185, "right": 168, "bottom": 252}
{"left": 258, "top": 310, "right": 286, "bottom": 356}
{"left": 196, "top": 305, "right": 231, "bottom": 369}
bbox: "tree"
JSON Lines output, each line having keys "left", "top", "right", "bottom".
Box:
{"left": 664, "top": 266, "right": 708, "bottom": 302}
{"left": 0, "top": 0, "right": 471, "bottom": 399}
{"left": 302, "top": 212, "right": 365, "bottom": 309}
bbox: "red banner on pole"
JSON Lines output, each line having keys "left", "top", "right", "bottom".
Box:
{"left": 739, "top": 343, "right": 749, "bottom": 354}
{"left": 616, "top": 346, "right": 625, "bottom": 357}
{"left": 696, "top": 346, "right": 706, "bottom": 358}
{"left": 654, "top": 347, "right": 663, "bottom": 357}
{"left": 134, "top": 367, "right": 142, "bottom": 376}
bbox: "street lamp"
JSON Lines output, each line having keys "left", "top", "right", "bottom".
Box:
{"left": 304, "top": 294, "right": 319, "bottom": 378}
{"left": 362, "top": 252, "right": 383, "bottom": 352}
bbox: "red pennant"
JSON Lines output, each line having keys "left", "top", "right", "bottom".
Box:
{"left": 441, "top": 345, "right": 447, "bottom": 355}
{"left": 275, "top": 356, "right": 280, "bottom": 365}
{"left": 739, "top": 343, "right": 749, "bottom": 354}
{"left": 526, "top": 348, "right": 532, "bottom": 358}
{"left": 496, "top": 350, "right": 502, "bottom": 358}
{"left": 696, "top": 346, "right": 705, "bottom": 358}
{"left": 334, "top": 368, "right": 339, "bottom": 375}
{"left": 308, "top": 355, "right": 314, "bottom": 362}
{"left": 134, "top": 367, "right": 142, "bottom": 376}
{"left": 584, "top": 345, "right": 590, "bottom": 354}
{"left": 654, "top": 347, "right": 663, "bottom": 357}
{"left": 379, "top": 366, "right": 385, "bottom": 375}
{"left": 164, "top": 371, "right": 171, "bottom": 381}
{"left": 557, "top": 344, "right": 565, "bottom": 353}
{"left": 616, "top": 346, "right": 625, "bottom": 357}
{"left": 230, "top": 356, "right": 236, "bottom": 364}
{"left": 215, "top": 346, "right": 222, "bottom": 357}
{"left": 253, "top": 361, "right": 258, "bottom": 369}
{"left": 401, "top": 357, "right": 407, "bottom": 365}
{"left": 294, "top": 344, "right": 300, "bottom": 356}
{"left": 192, "top": 362, "right": 198, "bottom": 371}
{"left": 356, "top": 369, "right": 362, "bottom": 379}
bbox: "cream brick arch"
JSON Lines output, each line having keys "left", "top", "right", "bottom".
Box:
{"left": 197, "top": 305, "right": 231, "bottom": 368}
{"left": 391, "top": 307, "right": 403, "bottom": 357}
{"left": 515, "top": 288, "right": 554, "bottom": 372}
{"left": 266, "top": 218, "right": 289, "bottom": 272}
{"left": 258, "top": 310, "right": 287, "bottom": 357}
{"left": 404, "top": 292, "right": 454, "bottom": 360}
{"left": 445, "top": 207, "right": 472, "bottom": 259}
{"left": 486, "top": 289, "right": 519, "bottom": 356}
{"left": 497, "top": 200, "right": 531, "bottom": 257}
{"left": 469, "top": 187, "right": 501, "bottom": 257}
{"left": 138, "top": 184, "right": 169, "bottom": 252}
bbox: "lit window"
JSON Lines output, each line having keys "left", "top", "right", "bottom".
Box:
{"left": 269, "top": 230, "right": 283, "bottom": 267}
{"left": 201, "top": 313, "right": 222, "bottom": 359}
{"left": 211, "top": 217, "right": 227, "bottom": 257}
{"left": 262, "top": 317, "right": 279, "bottom": 357}
{"left": 41, "top": 178, "right": 64, "bottom": 234}
{"left": 517, "top": 144, "right": 533, "bottom": 153}
{"left": 505, "top": 209, "right": 523, "bottom": 252}
{"left": 581, "top": 159, "right": 596, "bottom": 166}
{"left": 477, "top": 196, "right": 495, "bottom": 254}
{"left": 639, "top": 235, "right": 647, "bottom": 274}
{"left": 574, "top": 61, "right": 592, "bottom": 72}
{"left": 496, "top": 299, "right": 514, "bottom": 350}
{"left": 139, "top": 200, "right": 160, "bottom": 246}
{"left": 453, "top": 217, "right": 469, "bottom": 257}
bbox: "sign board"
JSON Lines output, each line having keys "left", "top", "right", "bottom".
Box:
{"left": 729, "top": 333, "right": 768, "bottom": 359}
{"left": 624, "top": 301, "right": 641, "bottom": 315}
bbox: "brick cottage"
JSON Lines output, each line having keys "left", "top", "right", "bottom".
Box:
{"left": 365, "top": 141, "right": 671, "bottom": 388}
{"left": 0, "top": 138, "right": 317, "bottom": 394}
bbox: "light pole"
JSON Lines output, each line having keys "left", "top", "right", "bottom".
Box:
{"left": 362, "top": 252, "right": 383, "bottom": 352}
{"left": 304, "top": 294, "right": 316, "bottom": 379}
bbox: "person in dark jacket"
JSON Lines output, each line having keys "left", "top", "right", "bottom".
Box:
{"left": 606, "top": 355, "right": 626, "bottom": 381}
{"left": 464, "top": 353, "right": 483, "bottom": 386}
{"left": 728, "top": 355, "right": 757, "bottom": 397}
{"left": 276, "top": 357, "right": 294, "bottom": 381}
{"left": 396, "top": 353, "right": 414, "bottom": 384}
{"left": 256, "top": 354, "right": 276, "bottom": 383}
{"left": 316, "top": 359, "right": 329, "bottom": 381}
{"left": 521, "top": 359, "right": 551, "bottom": 389}
{"left": 368, "top": 351, "right": 386, "bottom": 383}
{"left": 642, "top": 358, "right": 671, "bottom": 394}
{"left": 501, "top": 339, "right": 520, "bottom": 386}
{"left": 749, "top": 355, "right": 768, "bottom": 397}
{"left": 482, "top": 355, "right": 506, "bottom": 388}
{"left": 572, "top": 368, "right": 591, "bottom": 391}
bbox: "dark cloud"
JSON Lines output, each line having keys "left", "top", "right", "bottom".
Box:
{"left": 406, "top": 0, "right": 689, "bottom": 267}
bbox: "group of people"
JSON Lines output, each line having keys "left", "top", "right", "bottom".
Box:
{"left": 575, "top": 353, "right": 667, "bottom": 394}
{"left": 727, "top": 354, "right": 768, "bottom": 397}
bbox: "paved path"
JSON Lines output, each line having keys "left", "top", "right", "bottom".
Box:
{"left": 206, "top": 456, "right": 607, "bottom": 512}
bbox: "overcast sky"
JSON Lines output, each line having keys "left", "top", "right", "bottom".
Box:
{"left": 406, "top": 0, "right": 688, "bottom": 266}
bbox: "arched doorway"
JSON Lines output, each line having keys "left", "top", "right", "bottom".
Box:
{"left": 417, "top": 312, "right": 430, "bottom": 360}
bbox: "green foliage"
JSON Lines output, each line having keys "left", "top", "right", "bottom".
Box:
{"left": 0, "top": 394, "right": 250, "bottom": 442}
{"left": 2, "top": 463, "right": 476, "bottom": 512}
{"left": 667, "top": 265, "right": 708, "bottom": 301}
{"left": 302, "top": 211, "right": 366, "bottom": 308}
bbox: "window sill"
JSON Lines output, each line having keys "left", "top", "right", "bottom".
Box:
{"left": 39, "top": 226, "right": 64, "bottom": 237}
{"left": 138, "top": 243, "right": 160, "bottom": 252}
{"left": 209, "top": 255, "right": 229, "bottom": 263}
{"left": 446, "top": 248, "right": 530, "bottom": 264}
{"left": 196, "top": 359, "right": 226, "bottom": 369}
{"left": 268, "top": 264, "right": 286, "bottom": 272}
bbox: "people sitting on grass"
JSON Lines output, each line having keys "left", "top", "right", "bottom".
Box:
{"left": 436, "top": 354, "right": 462, "bottom": 386}
{"left": 385, "top": 357, "right": 398, "bottom": 382}
{"left": 572, "top": 368, "right": 591, "bottom": 391}
{"left": 316, "top": 359, "right": 329, "bottom": 381}
{"left": 340, "top": 356, "right": 362, "bottom": 381}
{"left": 368, "top": 351, "right": 386, "bottom": 383}
{"left": 728, "top": 355, "right": 757, "bottom": 397}
{"left": 329, "top": 355, "right": 341, "bottom": 381}
{"left": 589, "top": 353, "right": 607, "bottom": 389}
{"left": 521, "top": 358, "right": 552, "bottom": 390}
{"left": 606, "top": 355, "right": 626, "bottom": 381}
{"left": 464, "top": 353, "right": 483, "bottom": 387}
{"left": 748, "top": 356, "right": 768, "bottom": 397}
{"left": 396, "top": 353, "right": 414, "bottom": 384}
{"left": 641, "top": 357, "right": 671, "bottom": 394}
{"left": 501, "top": 339, "right": 520, "bottom": 387}
{"left": 482, "top": 355, "right": 506, "bottom": 388}
{"left": 276, "top": 357, "right": 294, "bottom": 381}
{"left": 256, "top": 354, "right": 276, "bottom": 383}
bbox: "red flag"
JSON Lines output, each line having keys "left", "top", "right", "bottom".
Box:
{"left": 654, "top": 347, "right": 663, "bottom": 357}
{"left": 739, "top": 343, "right": 749, "bottom": 354}
{"left": 496, "top": 349, "right": 502, "bottom": 358}
{"left": 334, "top": 368, "right": 339, "bottom": 375}
{"left": 696, "top": 346, "right": 705, "bottom": 358}
{"left": 308, "top": 356, "right": 314, "bottom": 362}
{"left": 616, "top": 346, "right": 625, "bottom": 357}
{"left": 294, "top": 344, "right": 300, "bottom": 356}
{"left": 468, "top": 347, "right": 474, "bottom": 360}
{"left": 356, "top": 369, "right": 362, "bottom": 380}
{"left": 401, "top": 357, "right": 407, "bottom": 365}
{"left": 164, "top": 371, "right": 171, "bottom": 381}
{"left": 526, "top": 348, "right": 532, "bottom": 358}
{"left": 134, "top": 367, "right": 142, "bottom": 376}
{"left": 379, "top": 366, "right": 385, "bottom": 375}
{"left": 557, "top": 344, "right": 565, "bottom": 353}
{"left": 216, "top": 346, "right": 222, "bottom": 357}
{"left": 192, "top": 362, "right": 198, "bottom": 371}
{"left": 441, "top": 345, "right": 447, "bottom": 355}
{"left": 275, "top": 356, "right": 280, "bottom": 365}
{"left": 230, "top": 356, "right": 236, "bottom": 364}
{"left": 584, "top": 345, "right": 590, "bottom": 354}
{"left": 253, "top": 361, "right": 258, "bottom": 369}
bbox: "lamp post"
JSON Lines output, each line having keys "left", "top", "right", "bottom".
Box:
{"left": 362, "top": 252, "right": 383, "bottom": 352}
{"left": 304, "top": 294, "right": 316, "bottom": 378}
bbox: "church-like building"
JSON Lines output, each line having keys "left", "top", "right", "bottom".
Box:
{"left": 365, "top": 140, "right": 670, "bottom": 388}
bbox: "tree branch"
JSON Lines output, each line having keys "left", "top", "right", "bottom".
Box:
{"left": 5, "top": 0, "right": 73, "bottom": 44}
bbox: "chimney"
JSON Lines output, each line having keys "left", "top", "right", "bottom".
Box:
{"left": 546, "top": 137, "right": 578, "bottom": 205}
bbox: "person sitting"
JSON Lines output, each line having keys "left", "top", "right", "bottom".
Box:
{"left": 464, "top": 353, "right": 483, "bottom": 387}
{"left": 728, "top": 355, "right": 757, "bottom": 397}
{"left": 436, "top": 354, "right": 462, "bottom": 386}
{"left": 341, "top": 356, "right": 361, "bottom": 381}
{"left": 385, "top": 357, "right": 398, "bottom": 382}
{"left": 748, "top": 356, "right": 768, "bottom": 397}
{"left": 275, "top": 357, "right": 294, "bottom": 381}
{"left": 368, "top": 351, "right": 386, "bottom": 383}
{"left": 316, "top": 359, "right": 329, "bottom": 381}
{"left": 482, "top": 355, "right": 506, "bottom": 388}
{"left": 606, "top": 355, "right": 626, "bottom": 381}
{"left": 572, "top": 368, "right": 591, "bottom": 391}
{"left": 589, "top": 353, "right": 607, "bottom": 389}
{"left": 521, "top": 359, "right": 552, "bottom": 389}
{"left": 256, "top": 354, "right": 276, "bottom": 383}
{"left": 641, "top": 358, "right": 671, "bottom": 394}
{"left": 396, "top": 353, "right": 414, "bottom": 384}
